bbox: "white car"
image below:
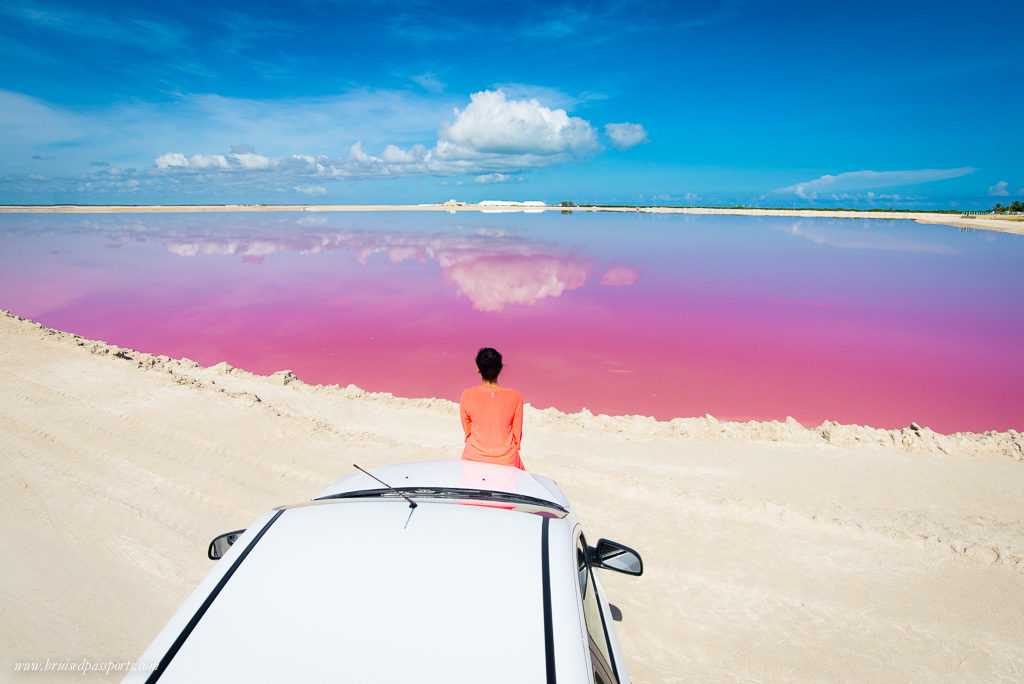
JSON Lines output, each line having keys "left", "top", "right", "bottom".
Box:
{"left": 128, "top": 460, "right": 643, "bottom": 683}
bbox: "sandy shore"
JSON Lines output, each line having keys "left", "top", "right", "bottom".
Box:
{"left": 1, "top": 312, "right": 1022, "bottom": 681}
{"left": 1, "top": 203, "right": 1021, "bottom": 236}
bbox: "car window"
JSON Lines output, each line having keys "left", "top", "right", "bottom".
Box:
{"left": 577, "top": 543, "right": 589, "bottom": 596}
{"left": 577, "top": 534, "right": 617, "bottom": 684}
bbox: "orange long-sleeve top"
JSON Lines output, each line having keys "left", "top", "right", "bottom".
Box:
{"left": 459, "top": 384, "right": 524, "bottom": 469}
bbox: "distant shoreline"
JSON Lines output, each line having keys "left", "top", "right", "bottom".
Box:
{"left": 2, "top": 310, "right": 1021, "bottom": 455}
{"left": 1, "top": 203, "right": 1021, "bottom": 235}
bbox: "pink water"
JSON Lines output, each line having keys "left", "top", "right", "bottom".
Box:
{"left": 2, "top": 211, "right": 1021, "bottom": 433}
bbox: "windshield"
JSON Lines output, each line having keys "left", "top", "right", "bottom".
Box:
{"left": 314, "top": 487, "right": 567, "bottom": 517}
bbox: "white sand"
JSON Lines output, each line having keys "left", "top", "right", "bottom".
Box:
{"left": 0, "top": 203, "right": 1021, "bottom": 236}
{"left": 1, "top": 312, "right": 1022, "bottom": 681}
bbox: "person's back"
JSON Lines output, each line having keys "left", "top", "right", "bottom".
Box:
{"left": 460, "top": 348, "right": 525, "bottom": 469}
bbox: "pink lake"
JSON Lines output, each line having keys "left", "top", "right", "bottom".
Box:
{"left": 1, "top": 211, "right": 1022, "bottom": 433}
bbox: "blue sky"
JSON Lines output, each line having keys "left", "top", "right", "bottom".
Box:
{"left": 1, "top": 0, "right": 1021, "bottom": 208}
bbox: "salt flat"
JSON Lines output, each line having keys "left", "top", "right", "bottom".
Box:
{"left": 1, "top": 312, "right": 1022, "bottom": 681}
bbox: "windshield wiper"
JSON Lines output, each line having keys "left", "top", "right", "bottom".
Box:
{"left": 351, "top": 464, "right": 417, "bottom": 529}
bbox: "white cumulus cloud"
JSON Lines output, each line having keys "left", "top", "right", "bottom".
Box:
{"left": 188, "top": 154, "right": 230, "bottom": 170}
{"left": 604, "top": 122, "right": 649, "bottom": 150}
{"left": 988, "top": 181, "right": 1010, "bottom": 197}
{"left": 231, "top": 152, "right": 272, "bottom": 170}
{"left": 381, "top": 144, "right": 427, "bottom": 164}
{"left": 293, "top": 185, "right": 326, "bottom": 196}
{"left": 435, "top": 90, "right": 598, "bottom": 160}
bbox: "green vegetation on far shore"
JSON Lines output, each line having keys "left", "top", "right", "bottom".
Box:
{"left": 992, "top": 201, "right": 1023, "bottom": 214}
{"left": 564, "top": 203, "right": 966, "bottom": 214}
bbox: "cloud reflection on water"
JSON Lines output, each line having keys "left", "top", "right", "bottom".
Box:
{"left": 599, "top": 263, "right": 639, "bottom": 286}
{"left": 158, "top": 225, "right": 605, "bottom": 312}
{"left": 776, "top": 219, "right": 959, "bottom": 255}
{"left": 441, "top": 253, "right": 590, "bottom": 311}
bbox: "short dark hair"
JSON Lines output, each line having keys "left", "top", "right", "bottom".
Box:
{"left": 475, "top": 347, "right": 503, "bottom": 382}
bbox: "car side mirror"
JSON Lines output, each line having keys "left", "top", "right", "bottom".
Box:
{"left": 590, "top": 538, "right": 643, "bottom": 576}
{"left": 208, "top": 529, "right": 245, "bottom": 560}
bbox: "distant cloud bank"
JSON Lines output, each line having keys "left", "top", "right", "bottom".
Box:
{"left": 774, "top": 168, "right": 975, "bottom": 200}
{"left": 1, "top": 86, "right": 649, "bottom": 201}
{"left": 474, "top": 173, "right": 521, "bottom": 184}
{"left": 151, "top": 90, "right": 612, "bottom": 184}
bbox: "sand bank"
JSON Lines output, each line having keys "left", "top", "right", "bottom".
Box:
{"left": 1, "top": 203, "right": 1021, "bottom": 236}
{"left": 1, "top": 312, "right": 1022, "bottom": 681}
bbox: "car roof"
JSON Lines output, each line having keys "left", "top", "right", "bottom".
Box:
{"left": 315, "top": 459, "right": 571, "bottom": 510}
{"left": 154, "top": 499, "right": 556, "bottom": 682}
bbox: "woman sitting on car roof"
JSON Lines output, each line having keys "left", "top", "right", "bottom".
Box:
{"left": 459, "top": 347, "right": 525, "bottom": 470}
